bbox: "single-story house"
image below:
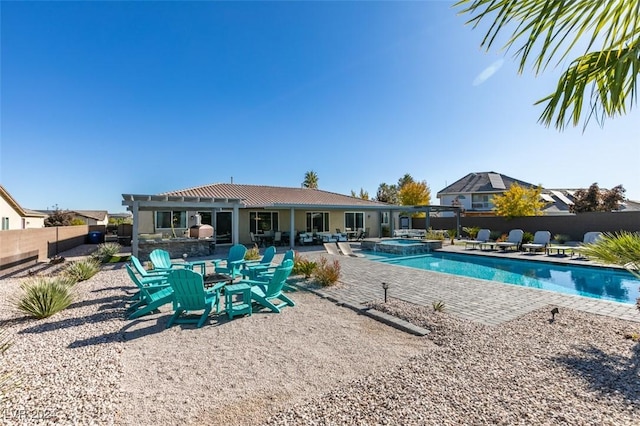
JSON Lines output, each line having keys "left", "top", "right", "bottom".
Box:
{"left": 123, "top": 183, "right": 397, "bottom": 247}
{"left": 0, "top": 185, "right": 46, "bottom": 229}
{"left": 437, "top": 171, "right": 640, "bottom": 216}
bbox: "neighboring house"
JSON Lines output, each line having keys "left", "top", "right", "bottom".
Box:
{"left": 437, "top": 172, "right": 640, "bottom": 216}
{"left": 126, "top": 183, "right": 395, "bottom": 246}
{"left": 36, "top": 209, "right": 109, "bottom": 225}
{"left": 0, "top": 185, "right": 46, "bottom": 229}
{"left": 73, "top": 210, "right": 109, "bottom": 225}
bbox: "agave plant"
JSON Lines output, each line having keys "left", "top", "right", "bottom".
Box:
{"left": 578, "top": 231, "right": 640, "bottom": 311}
{"left": 16, "top": 277, "right": 75, "bottom": 319}
{"left": 63, "top": 258, "right": 101, "bottom": 283}
{"left": 91, "top": 242, "right": 122, "bottom": 263}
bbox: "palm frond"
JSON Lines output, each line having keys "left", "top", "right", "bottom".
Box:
{"left": 455, "top": 0, "right": 640, "bottom": 129}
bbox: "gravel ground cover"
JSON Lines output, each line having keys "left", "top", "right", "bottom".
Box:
{"left": 265, "top": 298, "right": 640, "bottom": 425}
{"left": 1, "top": 248, "right": 639, "bottom": 425}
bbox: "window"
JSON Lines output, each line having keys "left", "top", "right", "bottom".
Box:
{"left": 155, "top": 211, "right": 186, "bottom": 229}
{"left": 380, "top": 211, "right": 390, "bottom": 226}
{"left": 471, "top": 194, "right": 494, "bottom": 210}
{"left": 306, "top": 212, "right": 329, "bottom": 232}
{"left": 1, "top": 217, "right": 8, "bottom": 230}
{"left": 344, "top": 212, "right": 364, "bottom": 230}
{"left": 250, "top": 211, "right": 279, "bottom": 233}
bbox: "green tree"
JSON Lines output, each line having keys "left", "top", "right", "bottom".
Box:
{"left": 350, "top": 188, "right": 370, "bottom": 200}
{"left": 375, "top": 183, "right": 399, "bottom": 204}
{"left": 456, "top": 0, "right": 640, "bottom": 130}
{"left": 302, "top": 170, "right": 319, "bottom": 189}
{"left": 397, "top": 173, "right": 415, "bottom": 191}
{"left": 492, "top": 184, "right": 545, "bottom": 218}
{"left": 44, "top": 206, "right": 74, "bottom": 227}
{"left": 571, "top": 183, "right": 626, "bottom": 212}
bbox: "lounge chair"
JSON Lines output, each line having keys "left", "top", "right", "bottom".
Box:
{"left": 337, "top": 242, "right": 365, "bottom": 257}
{"left": 149, "top": 249, "right": 190, "bottom": 272}
{"left": 211, "top": 244, "right": 247, "bottom": 279}
{"left": 239, "top": 259, "right": 295, "bottom": 313}
{"left": 464, "top": 229, "right": 491, "bottom": 250}
{"left": 165, "top": 269, "right": 224, "bottom": 328}
{"left": 493, "top": 229, "right": 524, "bottom": 252}
{"left": 570, "top": 232, "right": 603, "bottom": 258}
{"left": 521, "top": 231, "right": 551, "bottom": 253}
{"left": 323, "top": 243, "right": 341, "bottom": 255}
{"left": 125, "top": 264, "right": 174, "bottom": 320}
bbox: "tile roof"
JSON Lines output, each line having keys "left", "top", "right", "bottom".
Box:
{"left": 163, "top": 183, "right": 390, "bottom": 208}
{"left": 437, "top": 172, "right": 536, "bottom": 196}
{"left": 73, "top": 210, "right": 109, "bottom": 220}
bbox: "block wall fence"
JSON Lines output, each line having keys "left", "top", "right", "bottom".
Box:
{"left": 414, "top": 211, "right": 640, "bottom": 240}
{"left": 0, "top": 225, "right": 105, "bottom": 272}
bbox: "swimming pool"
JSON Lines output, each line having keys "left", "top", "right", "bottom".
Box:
{"left": 366, "top": 251, "right": 640, "bottom": 305}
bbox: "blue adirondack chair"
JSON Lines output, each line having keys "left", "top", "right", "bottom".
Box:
{"left": 131, "top": 255, "right": 169, "bottom": 279}
{"left": 239, "top": 259, "right": 295, "bottom": 313}
{"left": 211, "top": 244, "right": 247, "bottom": 279}
{"left": 243, "top": 246, "right": 277, "bottom": 279}
{"left": 125, "top": 264, "right": 174, "bottom": 320}
{"left": 149, "top": 249, "right": 190, "bottom": 272}
{"left": 251, "top": 249, "right": 295, "bottom": 281}
{"left": 166, "top": 269, "right": 224, "bottom": 328}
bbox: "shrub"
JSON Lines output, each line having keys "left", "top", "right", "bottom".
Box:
{"left": 424, "top": 229, "right": 445, "bottom": 240}
{"left": 553, "top": 234, "right": 571, "bottom": 244}
{"left": 63, "top": 258, "right": 100, "bottom": 283}
{"left": 496, "top": 233, "right": 508, "bottom": 242}
{"left": 463, "top": 226, "right": 480, "bottom": 239}
{"left": 91, "top": 242, "right": 122, "bottom": 263}
{"left": 293, "top": 253, "right": 317, "bottom": 278}
{"left": 244, "top": 244, "right": 261, "bottom": 261}
{"left": 313, "top": 256, "right": 341, "bottom": 287}
{"left": 490, "top": 231, "right": 503, "bottom": 241}
{"left": 432, "top": 300, "right": 445, "bottom": 312}
{"left": 15, "top": 277, "right": 74, "bottom": 319}
{"left": 522, "top": 232, "right": 534, "bottom": 244}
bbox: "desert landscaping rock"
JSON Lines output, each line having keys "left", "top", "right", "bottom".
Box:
{"left": 1, "top": 262, "right": 639, "bottom": 425}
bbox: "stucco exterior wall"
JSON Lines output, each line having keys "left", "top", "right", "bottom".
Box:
{"left": 0, "top": 197, "right": 24, "bottom": 230}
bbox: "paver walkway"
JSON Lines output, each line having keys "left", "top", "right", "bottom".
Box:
{"left": 298, "top": 244, "right": 640, "bottom": 326}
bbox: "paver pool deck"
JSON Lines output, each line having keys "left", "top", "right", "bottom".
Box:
{"left": 298, "top": 243, "right": 640, "bottom": 326}
{"left": 53, "top": 242, "right": 640, "bottom": 327}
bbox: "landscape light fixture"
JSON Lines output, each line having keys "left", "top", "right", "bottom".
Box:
{"left": 550, "top": 307, "right": 559, "bottom": 322}
{"left": 382, "top": 282, "right": 390, "bottom": 303}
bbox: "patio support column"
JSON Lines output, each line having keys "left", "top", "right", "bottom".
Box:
{"left": 232, "top": 204, "right": 239, "bottom": 244}
{"left": 212, "top": 208, "right": 217, "bottom": 245}
{"left": 289, "top": 207, "right": 295, "bottom": 249}
{"left": 456, "top": 207, "right": 461, "bottom": 240}
{"left": 425, "top": 207, "right": 430, "bottom": 232}
{"left": 131, "top": 201, "right": 140, "bottom": 258}
{"left": 389, "top": 209, "right": 394, "bottom": 237}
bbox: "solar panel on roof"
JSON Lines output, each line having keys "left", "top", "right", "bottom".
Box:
{"left": 540, "top": 194, "right": 555, "bottom": 202}
{"left": 487, "top": 173, "right": 506, "bottom": 190}
{"left": 551, "top": 190, "right": 574, "bottom": 205}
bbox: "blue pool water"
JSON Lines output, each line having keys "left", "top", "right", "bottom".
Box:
{"left": 366, "top": 251, "right": 640, "bottom": 304}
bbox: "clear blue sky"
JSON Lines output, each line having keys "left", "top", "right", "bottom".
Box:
{"left": 2, "top": 1, "right": 638, "bottom": 214}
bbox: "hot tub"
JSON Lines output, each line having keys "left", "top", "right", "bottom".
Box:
{"left": 360, "top": 238, "right": 442, "bottom": 255}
